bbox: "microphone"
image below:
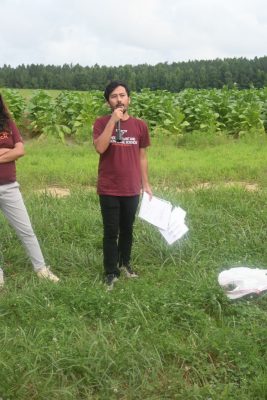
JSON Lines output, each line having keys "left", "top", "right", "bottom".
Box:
{"left": 115, "top": 120, "right": 123, "bottom": 142}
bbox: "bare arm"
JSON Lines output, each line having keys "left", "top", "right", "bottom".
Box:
{"left": 0, "top": 148, "right": 11, "bottom": 156}
{"left": 140, "top": 148, "right": 152, "bottom": 197}
{"left": 93, "top": 108, "right": 123, "bottom": 154}
{"left": 0, "top": 142, "right": 24, "bottom": 163}
{"left": 93, "top": 118, "right": 115, "bottom": 154}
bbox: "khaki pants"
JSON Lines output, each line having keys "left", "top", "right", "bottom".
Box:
{"left": 0, "top": 182, "right": 46, "bottom": 275}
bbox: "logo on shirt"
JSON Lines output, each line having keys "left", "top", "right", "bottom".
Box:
{"left": 110, "top": 129, "right": 138, "bottom": 145}
{"left": 0, "top": 132, "right": 9, "bottom": 140}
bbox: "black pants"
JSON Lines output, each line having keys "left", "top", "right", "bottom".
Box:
{"left": 99, "top": 195, "right": 139, "bottom": 276}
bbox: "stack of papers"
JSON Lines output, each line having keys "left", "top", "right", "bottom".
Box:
{"left": 138, "top": 192, "right": 188, "bottom": 245}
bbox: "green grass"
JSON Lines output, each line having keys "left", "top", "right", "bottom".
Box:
{"left": 7, "top": 88, "right": 63, "bottom": 100}
{"left": 19, "top": 135, "right": 267, "bottom": 191}
{"left": 1, "top": 137, "right": 267, "bottom": 399}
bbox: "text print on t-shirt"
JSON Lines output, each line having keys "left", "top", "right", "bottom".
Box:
{"left": 0, "top": 132, "right": 9, "bottom": 141}
{"left": 110, "top": 130, "right": 138, "bottom": 145}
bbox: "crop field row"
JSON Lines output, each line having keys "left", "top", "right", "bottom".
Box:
{"left": 1, "top": 87, "right": 266, "bottom": 142}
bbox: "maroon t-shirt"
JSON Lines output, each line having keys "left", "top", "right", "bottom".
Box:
{"left": 93, "top": 115, "right": 150, "bottom": 196}
{"left": 0, "top": 120, "right": 23, "bottom": 185}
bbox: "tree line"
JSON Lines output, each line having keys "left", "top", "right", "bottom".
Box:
{"left": 0, "top": 56, "right": 266, "bottom": 92}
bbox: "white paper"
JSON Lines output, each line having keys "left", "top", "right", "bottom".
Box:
{"left": 139, "top": 194, "right": 189, "bottom": 245}
{"left": 218, "top": 267, "right": 267, "bottom": 299}
{"left": 138, "top": 192, "right": 172, "bottom": 230}
{"left": 159, "top": 207, "right": 189, "bottom": 245}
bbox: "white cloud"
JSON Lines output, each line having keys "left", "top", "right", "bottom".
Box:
{"left": 0, "top": 0, "right": 266, "bottom": 67}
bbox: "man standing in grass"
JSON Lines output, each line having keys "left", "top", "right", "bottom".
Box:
{"left": 93, "top": 81, "right": 152, "bottom": 290}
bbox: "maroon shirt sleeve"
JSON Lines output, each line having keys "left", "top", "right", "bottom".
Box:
{"left": 93, "top": 115, "right": 110, "bottom": 140}
{"left": 0, "top": 120, "right": 23, "bottom": 184}
{"left": 138, "top": 120, "right": 150, "bottom": 148}
{"left": 9, "top": 120, "right": 23, "bottom": 144}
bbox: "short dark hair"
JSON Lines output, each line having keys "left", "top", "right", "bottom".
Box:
{"left": 104, "top": 81, "right": 130, "bottom": 101}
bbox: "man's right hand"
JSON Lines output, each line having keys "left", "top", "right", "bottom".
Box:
{"left": 111, "top": 106, "right": 124, "bottom": 124}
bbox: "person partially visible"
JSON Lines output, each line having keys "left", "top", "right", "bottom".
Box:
{"left": 93, "top": 81, "right": 152, "bottom": 290}
{"left": 0, "top": 93, "right": 59, "bottom": 287}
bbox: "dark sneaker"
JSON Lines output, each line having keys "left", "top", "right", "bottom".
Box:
{"left": 120, "top": 265, "right": 138, "bottom": 278}
{"left": 105, "top": 274, "right": 119, "bottom": 291}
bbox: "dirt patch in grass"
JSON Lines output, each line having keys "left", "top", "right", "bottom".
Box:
{"left": 36, "top": 182, "right": 259, "bottom": 197}
{"left": 35, "top": 185, "right": 96, "bottom": 197}
{"left": 36, "top": 187, "right": 71, "bottom": 197}
{"left": 177, "top": 182, "right": 259, "bottom": 192}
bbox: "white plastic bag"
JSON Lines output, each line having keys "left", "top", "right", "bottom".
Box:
{"left": 218, "top": 267, "right": 267, "bottom": 299}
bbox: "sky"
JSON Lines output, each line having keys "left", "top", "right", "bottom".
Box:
{"left": 1, "top": 0, "right": 266, "bottom": 67}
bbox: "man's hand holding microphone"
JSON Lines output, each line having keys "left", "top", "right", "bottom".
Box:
{"left": 111, "top": 105, "right": 124, "bottom": 142}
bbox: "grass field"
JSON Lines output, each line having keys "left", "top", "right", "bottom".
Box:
{"left": 1, "top": 136, "right": 267, "bottom": 399}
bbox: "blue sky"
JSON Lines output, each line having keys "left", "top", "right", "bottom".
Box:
{"left": 1, "top": 0, "right": 266, "bottom": 67}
